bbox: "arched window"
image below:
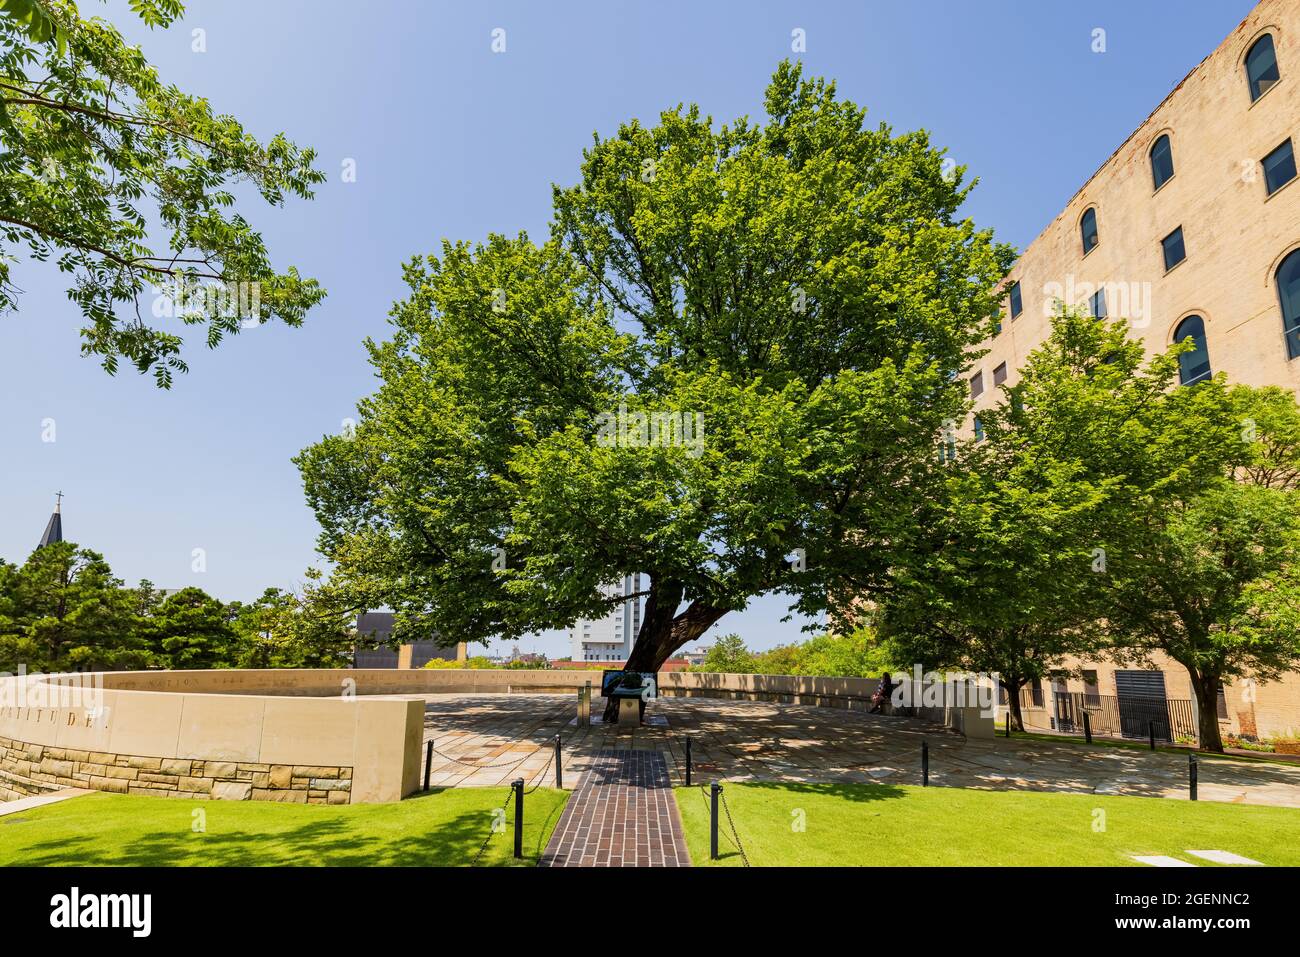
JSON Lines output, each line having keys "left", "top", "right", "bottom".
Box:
{"left": 1080, "top": 207, "right": 1099, "bottom": 255}
{"left": 1150, "top": 135, "right": 1175, "bottom": 190}
{"left": 1277, "top": 249, "right": 1300, "bottom": 359}
{"left": 1246, "top": 34, "right": 1280, "bottom": 102}
{"left": 1172, "top": 315, "right": 1211, "bottom": 385}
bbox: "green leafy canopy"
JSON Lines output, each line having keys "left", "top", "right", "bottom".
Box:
{"left": 297, "top": 62, "right": 1014, "bottom": 665}
{"left": 0, "top": 0, "right": 323, "bottom": 386}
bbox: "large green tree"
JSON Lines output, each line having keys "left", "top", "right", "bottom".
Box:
{"left": 297, "top": 63, "right": 1013, "bottom": 716}
{"left": 143, "top": 584, "right": 240, "bottom": 670}
{"left": 0, "top": 0, "right": 324, "bottom": 385}
{"left": 0, "top": 541, "right": 148, "bottom": 671}
{"left": 1103, "top": 425, "right": 1300, "bottom": 751}
{"left": 877, "top": 447, "right": 1109, "bottom": 732}
{"left": 935, "top": 309, "right": 1300, "bottom": 751}
{"left": 229, "top": 581, "right": 357, "bottom": 669}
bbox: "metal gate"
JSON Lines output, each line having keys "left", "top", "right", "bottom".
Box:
{"left": 1114, "top": 671, "right": 1171, "bottom": 740}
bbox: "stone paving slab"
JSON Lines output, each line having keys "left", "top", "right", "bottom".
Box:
{"left": 414, "top": 693, "right": 1300, "bottom": 808}
{"left": 0, "top": 788, "right": 90, "bottom": 817}
{"left": 538, "top": 749, "right": 689, "bottom": 867}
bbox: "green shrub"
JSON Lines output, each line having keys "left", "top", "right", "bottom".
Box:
{"left": 690, "top": 628, "right": 903, "bottom": 678}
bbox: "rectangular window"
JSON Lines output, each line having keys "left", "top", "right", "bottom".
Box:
{"left": 1030, "top": 680, "right": 1044, "bottom": 707}
{"left": 1089, "top": 288, "right": 1107, "bottom": 320}
{"left": 1082, "top": 670, "right": 1100, "bottom": 706}
{"left": 993, "top": 362, "right": 1007, "bottom": 386}
{"left": 969, "top": 372, "right": 984, "bottom": 399}
{"left": 1009, "top": 281, "right": 1023, "bottom": 319}
{"left": 1216, "top": 686, "right": 1229, "bottom": 720}
{"left": 1264, "top": 140, "right": 1297, "bottom": 196}
{"left": 973, "top": 416, "right": 984, "bottom": 443}
{"left": 1161, "top": 226, "right": 1186, "bottom": 271}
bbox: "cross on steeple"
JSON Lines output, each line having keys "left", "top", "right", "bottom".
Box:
{"left": 55, "top": 490, "right": 63, "bottom": 513}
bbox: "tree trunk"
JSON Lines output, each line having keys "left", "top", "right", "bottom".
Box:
{"left": 1005, "top": 681, "right": 1025, "bottom": 732}
{"left": 601, "top": 580, "right": 726, "bottom": 722}
{"left": 1189, "top": 669, "right": 1225, "bottom": 753}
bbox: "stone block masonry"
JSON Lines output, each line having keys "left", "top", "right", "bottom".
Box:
{"left": 0, "top": 735, "right": 352, "bottom": 804}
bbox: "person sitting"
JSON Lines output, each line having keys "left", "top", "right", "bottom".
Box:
{"left": 869, "top": 672, "right": 895, "bottom": 714}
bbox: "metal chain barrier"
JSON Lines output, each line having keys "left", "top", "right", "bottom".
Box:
{"left": 524, "top": 745, "right": 557, "bottom": 794}
{"left": 717, "top": 787, "right": 751, "bottom": 868}
{"left": 697, "top": 783, "right": 752, "bottom": 867}
{"left": 472, "top": 786, "right": 515, "bottom": 866}
{"left": 425, "top": 739, "right": 537, "bottom": 773}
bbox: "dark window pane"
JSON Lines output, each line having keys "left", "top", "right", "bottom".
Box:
{"left": 1264, "top": 140, "right": 1296, "bottom": 196}
{"left": 993, "top": 362, "right": 1007, "bottom": 386}
{"left": 1162, "top": 227, "right": 1186, "bottom": 271}
{"left": 1277, "top": 250, "right": 1300, "bottom": 360}
{"left": 1081, "top": 208, "right": 1099, "bottom": 254}
{"left": 970, "top": 372, "right": 984, "bottom": 398}
{"left": 1031, "top": 680, "right": 1044, "bottom": 707}
{"left": 1216, "top": 686, "right": 1229, "bottom": 720}
{"left": 973, "top": 416, "right": 984, "bottom": 443}
{"left": 1090, "top": 288, "right": 1107, "bottom": 319}
{"left": 1247, "top": 34, "right": 1280, "bottom": 102}
{"left": 1009, "top": 281, "right": 1023, "bottom": 319}
{"left": 1150, "top": 135, "right": 1175, "bottom": 189}
{"left": 1173, "top": 314, "right": 1211, "bottom": 385}
{"left": 1083, "top": 671, "right": 1100, "bottom": 706}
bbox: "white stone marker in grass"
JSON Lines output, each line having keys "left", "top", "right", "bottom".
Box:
{"left": 1131, "top": 855, "right": 1197, "bottom": 867}
{"left": 1185, "top": 849, "right": 1264, "bottom": 866}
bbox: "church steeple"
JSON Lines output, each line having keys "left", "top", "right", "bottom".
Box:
{"left": 38, "top": 491, "right": 63, "bottom": 548}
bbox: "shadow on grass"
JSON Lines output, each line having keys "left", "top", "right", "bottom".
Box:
{"left": 683, "top": 780, "right": 908, "bottom": 863}
{"left": 7, "top": 789, "right": 560, "bottom": 868}
{"left": 733, "top": 780, "right": 906, "bottom": 801}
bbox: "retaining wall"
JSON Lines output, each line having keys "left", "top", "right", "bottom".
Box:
{"left": 0, "top": 671, "right": 423, "bottom": 804}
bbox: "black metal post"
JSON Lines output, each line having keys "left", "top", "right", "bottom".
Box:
{"left": 512, "top": 778, "right": 524, "bottom": 859}
{"left": 710, "top": 783, "right": 721, "bottom": 860}
{"left": 423, "top": 740, "right": 433, "bottom": 792}
{"left": 1149, "top": 720, "right": 1156, "bottom": 751}
{"left": 685, "top": 737, "right": 693, "bottom": 786}
{"left": 1189, "top": 753, "right": 1198, "bottom": 801}
{"left": 553, "top": 734, "right": 563, "bottom": 789}
{"left": 1083, "top": 710, "right": 1092, "bottom": 745}
{"left": 922, "top": 740, "right": 929, "bottom": 787}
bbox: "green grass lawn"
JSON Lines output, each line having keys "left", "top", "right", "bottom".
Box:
{"left": 676, "top": 781, "right": 1300, "bottom": 867}
{"left": 0, "top": 787, "right": 568, "bottom": 866}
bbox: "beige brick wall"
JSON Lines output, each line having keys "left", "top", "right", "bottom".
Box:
{"left": 976, "top": 0, "right": 1300, "bottom": 412}
{"left": 1012, "top": 652, "right": 1300, "bottom": 742}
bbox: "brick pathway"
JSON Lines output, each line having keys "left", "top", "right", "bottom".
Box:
{"left": 539, "top": 749, "right": 690, "bottom": 867}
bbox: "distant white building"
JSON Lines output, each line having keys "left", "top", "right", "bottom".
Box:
{"left": 569, "top": 574, "right": 643, "bottom": 662}
{"left": 680, "top": 647, "right": 708, "bottom": 667}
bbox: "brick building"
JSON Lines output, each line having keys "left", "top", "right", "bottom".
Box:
{"left": 977, "top": 0, "right": 1300, "bottom": 742}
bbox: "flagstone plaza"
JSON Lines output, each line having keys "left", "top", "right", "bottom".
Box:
{"left": 419, "top": 693, "right": 1300, "bottom": 809}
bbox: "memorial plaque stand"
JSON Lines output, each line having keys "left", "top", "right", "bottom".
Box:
{"left": 617, "top": 696, "right": 640, "bottom": 728}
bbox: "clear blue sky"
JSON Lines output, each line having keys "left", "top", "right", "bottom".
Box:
{"left": 0, "top": 0, "right": 1258, "bottom": 656}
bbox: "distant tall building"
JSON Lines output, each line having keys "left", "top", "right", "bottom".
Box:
{"left": 569, "top": 574, "right": 643, "bottom": 662}
{"left": 37, "top": 492, "right": 63, "bottom": 548}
